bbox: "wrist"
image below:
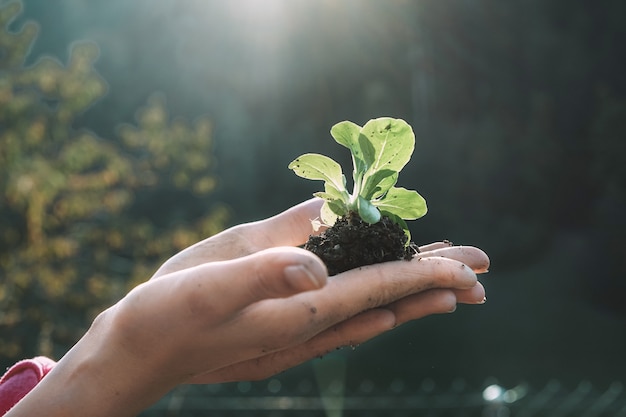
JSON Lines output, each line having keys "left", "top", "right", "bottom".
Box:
{"left": 6, "top": 309, "right": 175, "bottom": 417}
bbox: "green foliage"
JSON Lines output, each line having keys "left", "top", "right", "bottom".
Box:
{"left": 289, "top": 117, "right": 427, "bottom": 240}
{"left": 0, "top": 2, "right": 228, "bottom": 364}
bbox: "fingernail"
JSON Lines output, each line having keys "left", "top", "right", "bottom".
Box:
{"left": 284, "top": 265, "right": 322, "bottom": 290}
{"left": 448, "top": 305, "right": 457, "bottom": 313}
{"left": 477, "top": 297, "right": 486, "bottom": 304}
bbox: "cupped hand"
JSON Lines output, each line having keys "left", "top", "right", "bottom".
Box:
{"left": 187, "top": 239, "right": 488, "bottom": 384}
{"left": 124, "top": 199, "right": 489, "bottom": 384}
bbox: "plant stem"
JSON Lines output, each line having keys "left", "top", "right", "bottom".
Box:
{"left": 349, "top": 173, "right": 363, "bottom": 209}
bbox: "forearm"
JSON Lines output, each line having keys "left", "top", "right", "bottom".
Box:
{"left": 6, "top": 311, "right": 174, "bottom": 417}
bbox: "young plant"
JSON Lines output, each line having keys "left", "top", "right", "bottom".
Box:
{"left": 288, "top": 117, "right": 427, "bottom": 242}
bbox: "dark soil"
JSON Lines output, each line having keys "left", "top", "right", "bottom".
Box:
{"left": 304, "top": 213, "right": 419, "bottom": 276}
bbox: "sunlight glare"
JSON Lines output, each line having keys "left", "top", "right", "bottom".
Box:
{"left": 226, "top": 0, "right": 289, "bottom": 43}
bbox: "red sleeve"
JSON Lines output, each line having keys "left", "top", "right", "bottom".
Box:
{"left": 0, "top": 357, "right": 57, "bottom": 415}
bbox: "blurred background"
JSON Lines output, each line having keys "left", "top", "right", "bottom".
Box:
{"left": 1, "top": 0, "right": 625, "bottom": 415}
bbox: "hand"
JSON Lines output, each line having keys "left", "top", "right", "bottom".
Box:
{"left": 145, "top": 198, "right": 489, "bottom": 383}
{"left": 6, "top": 199, "right": 489, "bottom": 417}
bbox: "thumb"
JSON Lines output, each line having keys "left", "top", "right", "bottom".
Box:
{"left": 244, "top": 198, "right": 325, "bottom": 248}
{"left": 245, "top": 247, "right": 328, "bottom": 297}
{"left": 189, "top": 247, "right": 328, "bottom": 314}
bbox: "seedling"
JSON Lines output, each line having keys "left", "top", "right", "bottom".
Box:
{"left": 289, "top": 117, "right": 427, "bottom": 243}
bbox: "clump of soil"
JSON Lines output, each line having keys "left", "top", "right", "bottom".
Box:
{"left": 304, "top": 213, "right": 419, "bottom": 276}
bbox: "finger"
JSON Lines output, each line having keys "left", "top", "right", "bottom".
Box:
{"left": 187, "top": 283, "right": 487, "bottom": 384}
{"left": 320, "top": 256, "right": 479, "bottom": 311}
{"left": 186, "top": 260, "right": 484, "bottom": 385}
{"left": 385, "top": 289, "right": 458, "bottom": 325}
{"left": 453, "top": 281, "right": 486, "bottom": 304}
{"left": 387, "top": 282, "right": 486, "bottom": 326}
{"left": 187, "top": 308, "right": 397, "bottom": 384}
{"left": 216, "top": 252, "right": 480, "bottom": 356}
{"left": 173, "top": 250, "right": 479, "bottom": 373}
{"left": 249, "top": 285, "right": 485, "bottom": 373}
{"left": 252, "top": 255, "right": 479, "bottom": 345}
{"left": 152, "top": 199, "right": 324, "bottom": 278}
{"left": 416, "top": 245, "right": 490, "bottom": 273}
{"left": 179, "top": 247, "right": 328, "bottom": 318}
{"left": 418, "top": 241, "right": 454, "bottom": 252}
{"left": 240, "top": 197, "right": 324, "bottom": 248}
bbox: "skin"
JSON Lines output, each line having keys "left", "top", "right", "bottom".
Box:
{"left": 6, "top": 198, "right": 489, "bottom": 417}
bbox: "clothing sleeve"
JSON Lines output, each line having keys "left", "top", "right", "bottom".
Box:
{"left": 0, "top": 357, "right": 57, "bottom": 415}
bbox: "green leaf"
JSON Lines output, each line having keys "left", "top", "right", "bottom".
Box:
{"left": 314, "top": 183, "right": 349, "bottom": 219}
{"left": 361, "top": 169, "right": 397, "bottom": 200}
{"left": 331, "top": 120, "right": 370, "bottom": 179}
{"left": 312, "top": 191, "right": 336, "bottom": 201}
{"left": 357, "top": 132, "right": 376, "bottom": 171}
{"left": 361, "top": 118, "right": 415, "bottom": 176}
{"left": 321, "top": 200, "right": 341, "bottom": 225}
{"left": 288, "top": 153, "right": 347, "bottom": 194}
{"left": 356, "top": 195, "right": 381, "bottom": 224}
{"left": 370, "top": 171, "right": 399, "bottom": 199}
{"left": 327, "top": 199, "right": 347, "bottom": 216}
{"left": 315, "top": 182, "right": 350, "bottom": 202}
{"left": 374, "top": 187, "right": 427, "bottom": 220}
{"left": 331, "top": 121, "right": 361, "bottom": 154}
